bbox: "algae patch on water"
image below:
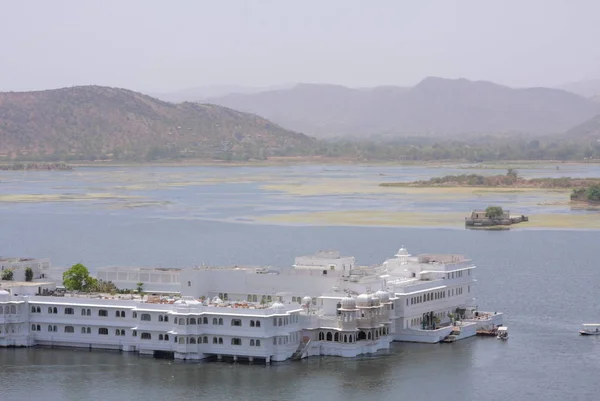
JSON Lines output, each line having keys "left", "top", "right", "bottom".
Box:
{"left": 0, "top": 193, "right": 140, "bottom": 203}
{"left": 257, "top": 210, "right": 600, "bottom": 230}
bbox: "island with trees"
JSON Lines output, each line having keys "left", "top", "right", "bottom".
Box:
{"left": 465, "top": 206, "right": 528, "bottom": 229}
{"left": 570, "top": 184, "right": 600, "bottom": 208}
{"left": 380, "top": 169, "right": 600, "bottom": 190}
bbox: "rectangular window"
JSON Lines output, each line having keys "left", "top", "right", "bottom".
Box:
{"left": 231, "top": 338, "right": 242, "bottom": 346}
{"left": 98, "top": 309, "right": 108, "bottom": 317}
{"left": 98, "top": 328, "right": 109, "bottom": 335}
{"left": 231, "top": 319, "right": 242, "bottom": 327}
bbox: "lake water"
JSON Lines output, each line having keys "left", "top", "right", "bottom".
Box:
{"left": 1, "top": 164, "right": 600, "bottom": 401}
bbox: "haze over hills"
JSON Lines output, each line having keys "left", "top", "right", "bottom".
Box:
{"left": 150, "top": 84, "right": 294, "bottom": 103}
{"left": 0, "top": 86, "right": 314, "bottom": 161}
{"left": 565, "top": 113, "right": 600, "bottom": 141}
{"left": 557, "top": 79, "right": 600, "bottom": 99}
{"left": 205, "top": 77, "right": 600, "bottom": 138}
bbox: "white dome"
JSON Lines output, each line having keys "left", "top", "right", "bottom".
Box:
{"left": 270, "top": 302, "right": 285, "bottom": 310}
{"left": 340, "top": 296, "right": 356, "bottom": 310}
{"left": 356, "top": 293, "right": 371, "bottom": 307}
{"left": 375, "top": 290, "right": 390, "bottom": 303}
{"left": 370, "top": 295, "right": 381, "bottom": 306}
{"left": 212, "top": 297, "right": 223, "bottom": 304}
{"left": 173, "top": 299, "right": 187, "bottom": 305}
{"left": 301, "top": 296, "right": 312, "bottom": 305}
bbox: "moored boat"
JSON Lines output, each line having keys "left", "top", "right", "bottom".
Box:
{"left": 496, "top": 326, "right": 508, "bottom": 340}
{"left": 579, "top": 323, "right": 600, "bottom": 336}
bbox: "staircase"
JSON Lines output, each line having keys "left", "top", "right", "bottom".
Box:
{"left": 291, "top": 339, "right": 311, "bottom": 360}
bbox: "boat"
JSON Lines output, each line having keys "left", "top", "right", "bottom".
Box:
{"left": 579, "top": 323, "right": 600, "bottom": 336}
{"left": 496, "top": 326, "right": 508, "bottom": 340}
{"left": 476, "top": 327, "right": 498, "bottom": 337}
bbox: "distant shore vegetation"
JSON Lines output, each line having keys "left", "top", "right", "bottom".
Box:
{"left": 2, "top": 134, "right": 600, "bottom": 164}
{"left": 381, "top": 170, "right": 600, "bottom": 189}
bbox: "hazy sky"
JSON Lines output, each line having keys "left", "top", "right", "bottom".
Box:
{"left": 1, "top": 0, "right": 599, "bottom": 92}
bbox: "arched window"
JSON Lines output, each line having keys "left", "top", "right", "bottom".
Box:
{"left": 189, "top": 337, "right": 197, "bottom": 344}
{"left": 158, "top": 315, "right": 163, "bottom": 322}
{"left": 164, "top": 315, "right": 169, "bottom": 322}
{"left": 202, "top": 317, "right": 208, "bottom": 324}
{"left": 250, "top": 320, "right": 255, "bottom": 327}
{"left": 98, "top": 328, "right": 109, "bottom": 335}
{"left": 81, "top": 327, "right": 86, "bottom": 334}
{"left": 218, "top": 318, "right": 223, "bottom": 325}
{"left": 86, "top": 309, "right": 91, "bottom": 316}
{"left": 256, "top": 320, "right": 261, "bottom": 328}
{"left": 174, "top": 317, "right": 178, "bottom": 324}
{"left": 64, "top": 326, "right": 74, "bottom": 333}
{"left": 87, "top": 327, "right": 91, "bottom": 334}
{"left": 250, "top": 339, "right": 255, "bottom": 346}
{"left": 31, "top": 306, "right": 36, "bottom": 313}
{"left": 36, "top": 307, "right": 41, "bottom": 313}
{"left": 48, "top": 307, "right": 53, "bottom": 314}
{"left": 326, "top": 332, "right": 333, "bottom": 341}
{"left": 334, "top": 332, "right": 339, "bottom": 342}
{"left": 256, "top": 339, "right": 261, "bottom": 347}
{"left": 213, "top": 337, "right": 218, "bottom": 344}
{"left": 319, "top": 332, "right": 325, "bottom": 341}
{"left": 31, "top": 324, "right": 36, "bottom": 331}
{"left": 344, "top": 335, "right": 348, "bottom": 343}
{"left": 278, "top": 318, "right": 282, "bottom": 326}
{"left": 367, "top": 332, "right": 372, "bottom": 340}
{"left": 115, "top": 310, "right": 120, "bottom": 317}
{"left": 189, "top": 318, "right": 197, "bottom": 325}
{"left": 252, "top": 295, "right": 257, "bottom": 302}
{"left": 141, "top": 332, "right": 151, "bottom": 340}
{"left": 358, "top": 331, "right": 366, "bottom": 341}
{"left": 141, "top": 313, "right": 151, "bottom": 321}
{"left": 165, "top": 334, "right": 169, "bottom": 341}
{"left": 53, "top": 307, "right": 57, "bottom": 314}
{"left": 218, "top": 337, "right": 223, "bottom": 344}
{"left": 81, "top": 309, "right": 86, "bottom": 316}
{"left": 48, "top": 325, "right": 52, "bottom": 332}
{"left": 212, "top": 317, "right": 218, "bottom": 325}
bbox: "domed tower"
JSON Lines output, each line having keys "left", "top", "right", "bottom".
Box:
{"left": 302, "top": 296, "right": 312, "bottom": 314}
{"left": 395, "top": 246, "right": 410, "bottom": 265}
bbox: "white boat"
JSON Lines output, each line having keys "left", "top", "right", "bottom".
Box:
{"left": 496, "top": 326, "right": 508, "bottom": 340}
{"left": 579, "top": 323, "right": 600, "bottom": 336}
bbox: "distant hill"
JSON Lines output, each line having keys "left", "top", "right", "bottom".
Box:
{"left": 206, "top": 78, "right": 600, "bottom": 138}
{"left": 557, "top": 79, "right": 600, "bottom": 99}
{"left": 0, "top": 86, "right": 315, "bottom": 161}
{"left": 565, "top": 113, "right": 600, "bottom": 141}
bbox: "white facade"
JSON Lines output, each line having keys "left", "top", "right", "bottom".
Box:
{"left": 96, "top": 266, "right": 181, "bottom": 293}
{"left": 0, "top": 247, "right": 503, "bottom": 361}
{"left": 0, "top": 257, "right": 50, "bottom": 282}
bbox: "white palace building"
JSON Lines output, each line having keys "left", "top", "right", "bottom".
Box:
{"left": 0, "top": 247, "right": 503, "bottom": 363}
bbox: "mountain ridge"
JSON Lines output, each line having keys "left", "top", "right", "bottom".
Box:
{"left": 205, "top": 77, "right": 600, "bottom": 138}
{"left": 0, "top": 85, "right": 315, "bottom": 161}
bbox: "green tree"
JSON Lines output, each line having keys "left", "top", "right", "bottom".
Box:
{"left": 136, "top": 282, "right": 144, "bottom": 293}
{"left": 485, "top": 206, "right": 505, "bottom": 219}
{"left": 586, "top": 185, "right": 600, "bottom": 201}
{"left": 62, "top": 263, "right": 94, "bottom": 291}
{"left": 506, "top": 168, "right": 518, "bottom": 179}
{"left": 1, "top": 269, "right": 14, "bottom": 281}
{"left": 25, "top": 267, "right": 33, "bottom": 282}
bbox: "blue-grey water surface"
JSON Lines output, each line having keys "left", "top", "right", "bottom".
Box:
{"left": 1, "top": 165, "right": 600, "bottom": 401}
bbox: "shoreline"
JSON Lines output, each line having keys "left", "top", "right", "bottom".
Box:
{"left": 2, "top": 158, "right": 600, "bottom": 169}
